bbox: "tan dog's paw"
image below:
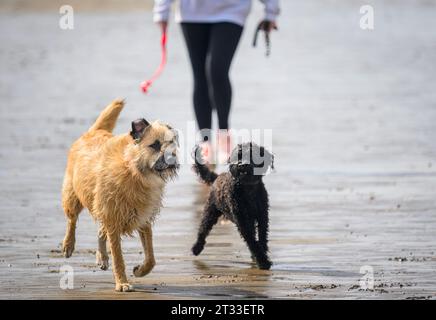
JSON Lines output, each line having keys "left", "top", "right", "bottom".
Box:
{"left": 133, "top": 260, "right": 155, "bottom": 277}
{"left": 96, "top": 251, "right": 109, "bottom": 270}
{"left": 62, "top": 241, "right": 75, "bottom": 258}
{"left": 115, "top": 283, "right": 134, "bottom": 292}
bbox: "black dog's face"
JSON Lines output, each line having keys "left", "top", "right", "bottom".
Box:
{"left": 228, "top": 143, "right": 274, "bottom": 184}
{"left": 229, "top": 163, "right": 261, "bottom": 184}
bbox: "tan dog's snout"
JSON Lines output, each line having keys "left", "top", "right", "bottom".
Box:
{"left": 153, "top": 153, "right": 177, "bottom": 171}
{"left": 163, "top": 137, "right": 179, "bottom": 164}
{"left": 165, "top": 151, "right": 178, "bottom": 166}
{"left": 152, "top": 140, "right": 179, "bottom": 171}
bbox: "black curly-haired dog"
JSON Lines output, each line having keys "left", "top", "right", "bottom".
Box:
{"left": 192, "top": 142, "right": 274, "bottom": 270}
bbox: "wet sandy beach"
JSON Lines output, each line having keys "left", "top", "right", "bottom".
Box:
{"left": 0, "top": 0, "right": 435, "bottom": 299}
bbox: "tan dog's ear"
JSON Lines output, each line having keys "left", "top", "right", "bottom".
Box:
{"left": 130, "top": 118, "right": 150, "bottom": 141}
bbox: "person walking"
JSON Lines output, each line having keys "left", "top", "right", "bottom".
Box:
{"left": 153, "top": 0, "right": 280, "bottom": 164}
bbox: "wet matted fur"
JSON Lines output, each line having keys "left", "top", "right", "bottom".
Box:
{"left": 61, "top": 99, "right": 179, "bottom": 292}
{"left": 192, "top": 142, "right": 274, "bottom": 269}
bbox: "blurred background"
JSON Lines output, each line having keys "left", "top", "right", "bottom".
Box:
{"left": 0, "top": 0, "right": 435, "bottom": 299}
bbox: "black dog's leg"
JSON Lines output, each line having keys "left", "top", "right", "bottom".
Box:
{"left": 192, "top": 203, "right": 221, "bottom": 256}
{"left": 256, "top": 186, "right": 270, "bottom": 264}
{"left": 236, "top": 215, "right": 271, "bottom": 270}
{"left": 257, "top": 212, "right": 269, "bottom": 254}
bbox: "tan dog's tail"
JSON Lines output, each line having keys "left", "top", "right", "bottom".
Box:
{"left": 89, "top": 99, "right": 125, "bottom": 133}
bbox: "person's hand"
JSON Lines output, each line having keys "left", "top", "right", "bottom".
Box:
{"left": 157, "top": 21, "right": 168, "bottom": 33}
{"left": 266, "top": 21, "right": 278, "bottom": 32}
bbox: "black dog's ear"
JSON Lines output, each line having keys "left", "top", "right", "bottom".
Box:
{"left": 258, "top": 146, "right": 274, "bottom": 173}
{"left": 130, "top": 118, "right": 150, "bottom": 141}
{"left": 228, "top": 144, "right": 243, "bottom": 165}
{"left": 265, "top": 148, "right": 275, "bottom": 171}
{"left": 270, "top": 152, "right": 275, "bottom": 170}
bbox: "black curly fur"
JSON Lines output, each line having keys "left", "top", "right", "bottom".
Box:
{"left": 192, "top": 145, "right": 218, "bottom": 185}
{"left": 192, "top": 142, "right": 274, "bottom": 270}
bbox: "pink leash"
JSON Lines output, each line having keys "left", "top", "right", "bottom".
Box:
{"left": 140, "top": 31, "right": 167, "bottom": 93}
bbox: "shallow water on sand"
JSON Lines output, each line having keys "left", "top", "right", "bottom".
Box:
{"left": 0, "top": 0, "right": 436, "bottom": 299}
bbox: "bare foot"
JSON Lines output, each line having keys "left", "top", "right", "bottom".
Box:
{"left": 217, "top": 130, "right": 232, "bottom": 165}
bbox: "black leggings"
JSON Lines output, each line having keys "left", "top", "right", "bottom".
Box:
{"left": 181, "top": 22, "right": 243, "bottom": 139}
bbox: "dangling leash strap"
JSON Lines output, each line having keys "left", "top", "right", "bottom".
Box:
{"left": 140, "top": 31, "right": 167, "bottom": 93}
{"left": 252, "top": 20, "right": 272, "bottom": 57}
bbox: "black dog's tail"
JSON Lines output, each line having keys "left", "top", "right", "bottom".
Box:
{"left": 192, "top": 145, "right": 218, "bottom": 185}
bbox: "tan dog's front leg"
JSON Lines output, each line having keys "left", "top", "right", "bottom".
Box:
{"left": 133, "top": 224, "right": 156, "bottom": 277}
{"left": 107, "top": 231, "right": 133, "bottom": 292}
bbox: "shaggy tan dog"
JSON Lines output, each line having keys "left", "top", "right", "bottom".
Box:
{"left": 61, "top": 99, "right": 179, "bottom": 292}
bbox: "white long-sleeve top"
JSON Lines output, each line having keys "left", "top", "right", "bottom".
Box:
{"left": 153, "top": 0, "right": 280, "bottom": 26}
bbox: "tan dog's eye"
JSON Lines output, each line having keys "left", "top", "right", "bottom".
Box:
{"left": 148, "top": 140, "right": 161, "bottom": 152}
